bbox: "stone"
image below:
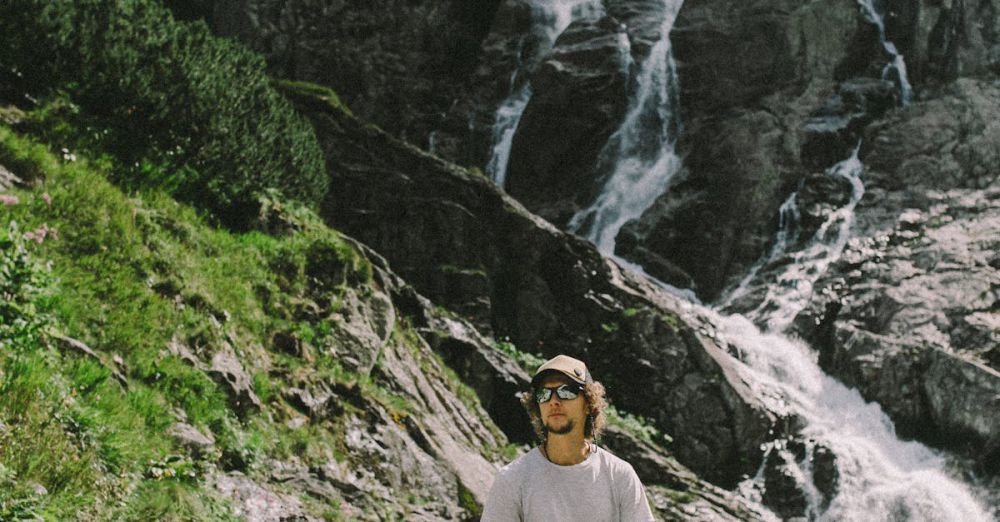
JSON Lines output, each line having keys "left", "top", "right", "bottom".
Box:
{"left": 208, "top": 345, "right": 262, "bottom": 416}
{"left": 211, "top": 472, "right": 317, "bottom": 522}
{"left": 167, "top": 422, "right": 216, "bottom": 458}
{"left": 326, "top": 287, "right": 394, "bottom": 376}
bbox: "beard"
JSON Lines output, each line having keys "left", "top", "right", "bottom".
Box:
{"left": 544, "top": 418, "right": 575, "bottom": 436}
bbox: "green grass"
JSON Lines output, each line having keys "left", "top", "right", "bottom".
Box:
{"left": 0, "top": 121, "right": 396, "bottom": 518}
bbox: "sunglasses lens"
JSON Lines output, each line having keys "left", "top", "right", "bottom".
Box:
{"left": 556, "top": 385, "right": 580, "bottom": 400}
{"left": 535, "top": 388, "right": 553, "bottom": 403}
{"left": 534, "top": 384, "right": 581, "bottom": 403}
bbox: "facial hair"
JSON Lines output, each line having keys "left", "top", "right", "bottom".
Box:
{"left": 544, "top": 418, "right": 575, "bottom": 436}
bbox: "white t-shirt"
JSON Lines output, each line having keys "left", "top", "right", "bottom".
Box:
{"left": 481, "top": 445, "right": 655, "bottom": 522}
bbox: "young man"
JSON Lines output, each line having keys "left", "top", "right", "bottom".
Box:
{"left": 481, "top": 354, "right": 655, "bottom": 521}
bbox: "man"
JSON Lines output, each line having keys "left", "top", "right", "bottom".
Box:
{"left": 481, "top": 354, "right": 655, "bottom": 521}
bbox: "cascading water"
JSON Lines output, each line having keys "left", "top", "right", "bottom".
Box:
{"left": 485, "top": 0, "right": 604, "bottom": 186}
{"left": 857, "top": 0, "right": 914, "bottom": 105}
{"left": 721, "top": 143, "right": 865, "bottom": 332}
{"left": 493, "top": 0, "right": 992, "bottom": 519}
{"left": 567, "top": 0, "right": 684, "bottom": 255}
{"left": 720, "top": 313, "right": 993, "bottom": 521}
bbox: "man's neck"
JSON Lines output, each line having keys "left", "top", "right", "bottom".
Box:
{"left": 543, "top": 433, "right": 591, "bottom": 466}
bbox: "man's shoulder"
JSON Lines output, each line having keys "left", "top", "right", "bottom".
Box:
{"left": 595, "top": 446, "right": 640, "bottom": 476}
{"left": 497, "top": 447, "right": 541, "bottom": 478}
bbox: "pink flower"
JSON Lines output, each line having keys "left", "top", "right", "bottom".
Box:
{"left": 0, "top": 194, "right": 18, "bottom": 206}
{"left": 23, "top": 223, "right": 52, "bottom": 244}
{"left": 42, "top": 192, "right": 52, "bottom": 206}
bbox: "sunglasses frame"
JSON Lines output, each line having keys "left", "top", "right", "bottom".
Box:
{"left": 534, "top": 383, "right": 583, "bottom": 404}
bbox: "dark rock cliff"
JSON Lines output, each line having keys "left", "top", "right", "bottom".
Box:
{"left": 172, "top": 0, "right": 1000, "bottom": 514}
{"left": 280, "top": 84, "right": 778, "bottom": 488}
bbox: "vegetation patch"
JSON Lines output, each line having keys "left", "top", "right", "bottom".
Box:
{"left": 0, "top": 0, "right": 327, "bottom": 229}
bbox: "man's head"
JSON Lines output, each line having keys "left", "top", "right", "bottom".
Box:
{"left": 521, "top": 354, "right": 607, "bottom": 441}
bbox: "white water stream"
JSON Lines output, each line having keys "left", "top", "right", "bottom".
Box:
{"left": 567, "top": 0, "right": 684, "bottom": 254}
{"left": 498, "top": 0, "right": 991, "bottom": 519}
{"left": 857, "top": 0, "right": 914, "bottom": 105}
{"left": 486, "top": 0, "right": 604, "bottom": 186}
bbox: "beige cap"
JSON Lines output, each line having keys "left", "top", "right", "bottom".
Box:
{"left": 532, "top": 354, "right": 592, "bottom": 386}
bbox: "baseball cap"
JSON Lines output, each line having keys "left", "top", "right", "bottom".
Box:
{"left": 531, "top": 354, "right": 593, "bottom": 386}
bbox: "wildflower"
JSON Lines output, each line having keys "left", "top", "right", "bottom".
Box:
{"left": 23, "top": 223, "right": 52, "bottom": 244}
{"left": 60, "top": 148, "right": 77, "bottom": 162}
{"left": 42, "top": 192, "right": 52, "bottom": 206}
{"left": 0, "top": 194, "right": 18, "bottom": 206}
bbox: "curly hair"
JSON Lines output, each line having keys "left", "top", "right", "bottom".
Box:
{"left": 521, "top": 379, "right": 608, "bottom": 442}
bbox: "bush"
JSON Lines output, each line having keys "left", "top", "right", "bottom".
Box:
{"left": 0, "top": 0, "right": 328, "bottom": 229}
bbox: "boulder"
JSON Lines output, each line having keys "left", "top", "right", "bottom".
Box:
{"left": 167, "top": 422, "right": 217, "bottom": 459}
{"left": 208, "top": 344, "right": 263, "bottom": 416}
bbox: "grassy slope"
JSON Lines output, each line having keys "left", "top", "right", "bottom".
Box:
{"left": 0, "top": 118, "right": 435, "bottom": 520}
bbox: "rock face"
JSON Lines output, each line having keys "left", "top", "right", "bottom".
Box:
{"left": 504, "top": 13, "right": 631, "bottom": 226}
{"left": 793, "top": 187, "right": 1000, "bottom": 473}
{"left": 616, "top": 0, "right": 863, "bottom": 300}
{"left": 180, "top": 0, "right": 502, "bottom": 151}
{"left": 282, "top": 84, "right": 780, "bottom": 487}
{"left": 619, "top": 0, "right": 1000, "bottom": 302}
{"left": 716, "top": 79, "right": 1000, "bottom": 474}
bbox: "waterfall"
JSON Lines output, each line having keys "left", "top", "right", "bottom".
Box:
{"left": 709, "top": 149, "right": 988, "bottom": 521}
{"left": 721, "top": 313, "right": 993, "bottom": 521}
{"left": 856, "top": 0, "right": 914, "bottom": 105}
{"left": 486, "top": 0, "right": 604, "bottom": 186}
{"left": 567, "top": 0, "right": 685, "bottom": 255}
{"left": 722, "top": 143, "right": 864, "bottom": 332}
{"left": 539, "top": 1, "right": 987, "bottom": 519}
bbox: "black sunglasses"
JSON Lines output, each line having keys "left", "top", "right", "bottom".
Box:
{"left": 534, "top": 383, "right": 583, "bottom": 404}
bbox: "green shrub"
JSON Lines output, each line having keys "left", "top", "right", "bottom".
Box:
{"left": 0, "top": 0, "right": 327, "bottom": 229}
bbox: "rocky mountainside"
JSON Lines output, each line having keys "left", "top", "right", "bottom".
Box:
{"left": 3, "top": 0, "right": 998, "bottom": 519}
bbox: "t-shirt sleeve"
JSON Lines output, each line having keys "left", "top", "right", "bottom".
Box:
{"left": 617, "top": 463, "right": 655, "bottom": 522}
{"left": 481, "top": 466, "right": 521, "bottom": 522}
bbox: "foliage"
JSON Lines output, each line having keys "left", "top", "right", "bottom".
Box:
{"left": 0, "top": 0, "right": 327, "bottom": 229}
{"left": 0, "top": 220, "right": 52, "bottom": 351}
{"left": 605, "top": 406, "right": 672, "bottom": 447}
{"left": 495, "top": 339, "right": 546, "bottom": 374}
{"left": 0, "top": 124, "right": 429, "bottom": 518}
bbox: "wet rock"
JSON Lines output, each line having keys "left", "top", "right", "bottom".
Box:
{"left": 505, "top": 14, "right": 631, "bottom": 226}
{"left": 757, "top": 438, "right": 839, "bottom": 518}
{"left": 811, "top": 445, "right": 839, "bottom": 506}
{"left": 794, "top": 171, "right": 856, "bottom": 240}
{"left": 619, "top": 108, "right": 801, "bottom": 300}
{"left": 793, "top": 188, "right": 1000, "bottom": 468}
{"left": 801, "top": 78, "right": 898, "bottom": 170}
{"left": 762, "top": 447, "right": 811, "bottom": 520}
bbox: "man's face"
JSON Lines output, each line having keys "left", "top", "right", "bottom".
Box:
{"left": 536, "top": 373, "right": 587, "bottom": 437}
